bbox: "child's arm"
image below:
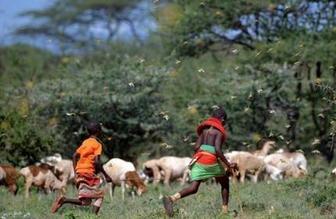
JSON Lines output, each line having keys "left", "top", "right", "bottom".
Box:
{"left": 214, "top": 132, "right": 232, "bottom": 169}
{"left": 73, "top": 152, "right": 80, "bottom": 171}
{"left": 194, "top": 133, "right": 204, "bottom": 152}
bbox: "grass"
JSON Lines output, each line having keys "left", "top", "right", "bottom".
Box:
{"left": 1, "top": 172, "right": 336, "bottom": 219}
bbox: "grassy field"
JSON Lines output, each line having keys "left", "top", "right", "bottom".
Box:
{"left": 1, "top": 165, "right": 336, "bottom": 219}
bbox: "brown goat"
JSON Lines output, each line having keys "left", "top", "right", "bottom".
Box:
{"left": 0, "top": 164, "right": 19, "bottom": 195}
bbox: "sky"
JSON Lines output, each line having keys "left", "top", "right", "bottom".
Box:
{"left": 0, "top": 0, "right": 156, "bottom": 52}
{"left": 0, "top": 0, "right": 54, "bottom": 45}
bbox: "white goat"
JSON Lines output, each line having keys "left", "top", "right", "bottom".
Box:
{"left": 143, "top": 156, "right": 191, "bottom": 186}
{"left": 103, "top": 158, "right": 147, "bottom": 200}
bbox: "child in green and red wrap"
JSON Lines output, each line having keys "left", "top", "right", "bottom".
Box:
{"left": 163, "top": 107, "right": 237, "bottom": 217}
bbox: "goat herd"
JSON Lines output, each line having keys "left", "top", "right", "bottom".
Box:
{"left": 0, "top": 139, "right": 335, "bottom": 202}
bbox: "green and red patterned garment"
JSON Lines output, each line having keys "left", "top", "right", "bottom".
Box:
{"left": 190, "top": 117, "right": 226, "bottom": 181}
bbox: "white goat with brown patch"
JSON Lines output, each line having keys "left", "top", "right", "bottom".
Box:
{"left": 103, "top": 158, "right": 147, "bottom": 200}
{"left": 142, "top": 159, "right": 161, "bottom": 185}
{"left": 52, "top": 159, "right": 75, "bottom": 185}
{"left": 20, "top": 163, "right": 66, "bottom": 198}
{"left": 41, "top": 154, "right": 75, "bottom": 186}
{"left": 225, "top": 151, "right": 265, "bottom": 183}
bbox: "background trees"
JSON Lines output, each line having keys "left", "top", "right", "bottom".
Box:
{"left": 16, "top": 0, "right": 154, "bottom": 52}
{"left": 1, "top": 0, "right": 335, "bottom": 165}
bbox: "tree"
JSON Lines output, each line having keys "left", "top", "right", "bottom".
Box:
{"left": 3, "top": 54, "right": 171, "bottom": 160}
{"left": 16, "top": 0, "right": 153, "bottom": 52}
{"left": 160, "top": 0, "right": 336, "bottom": 57}
{"left": 0, "top": 110, "right": 54, "bottom": 166}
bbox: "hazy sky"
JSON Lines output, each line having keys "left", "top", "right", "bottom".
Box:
{"left": 0, "top": 0, "right": 156, "bottom": 52}
{"left": 0, "top": 0, "right": 54, "bottom": 45}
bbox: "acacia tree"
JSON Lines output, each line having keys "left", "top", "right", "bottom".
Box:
{"left": 160, "top": 0, "right": 336, "bottom": 56}
{"left": 235, "top": 30, "right": 336, "bottom": 160}
{"left": 160, "top": 0, "right": 336, "bottom": 160}
{"left": 16, "top": 0, "right": 153, "bottom": 52}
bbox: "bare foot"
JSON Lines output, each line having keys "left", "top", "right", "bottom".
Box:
{"left": 51, "top": 196, "right": 65, "bottom": 213}
{"left": 222, "top": 205, "right": 228, "bottom": 214}
{"left": 163, "top": 196, "right": 174, "bottom": 217}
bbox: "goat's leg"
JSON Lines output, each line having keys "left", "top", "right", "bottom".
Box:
{"left": 108, "top": 182, "right": 114, "bottom": 201}
{"left": 239, "top": 170, "right": 246, "bottom": 183}
{"left": 8, "top": 184, "right": 18, "bottom": 195}
{"left": 163, "top": 169, "right": 172, "bottom": 186}
{"left": 112, "top": 184, "right": 116, "bottom": 196}
{"left": 250, "top": 167, "right": 263, "bottom": 183}
{"left": 152, "top": 166, "right": 161, "bottom": 185}
{"left": 121, "top": 181, "right": 125, "bottom": 201}
{"left": 252, "top": 168, "right": 262, "bottom": 183}
{"left": 181, "top": 169, "right": 189, "bottom": 185}
{"left": 44, "top": 179, "right": 52, "bottom": 195}
{"left": 25, "top": 180, "right": 32, "bottom": 198}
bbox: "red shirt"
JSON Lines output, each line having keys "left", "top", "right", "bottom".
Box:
{"left": 75, "top": 137, "right": 102, "bottom": 175}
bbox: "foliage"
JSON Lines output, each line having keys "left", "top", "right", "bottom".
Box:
{"left": 1, "top": 0, "right": 336, "bottom": 163}
{"left": 1, "top": 54, "right": 170, "bottom": 162}
{"left": 161, "top": 0, "right": 336, "bottom": 57}
{"left": 0, "top": 44, "right": 57, "bottom": 88}
{"left": 0, "top": 110, "right": 54, "bottom": 166}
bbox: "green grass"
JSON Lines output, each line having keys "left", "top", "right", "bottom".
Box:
{"left": 1, "top": 174, "right": 336, "bottom": 219}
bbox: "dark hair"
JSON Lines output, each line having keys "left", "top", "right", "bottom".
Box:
{"left": 87, "top": 121, "right": 101, "bottom": 135}
{"left": 212, "top": 107, "right": 227, "bottom": 121}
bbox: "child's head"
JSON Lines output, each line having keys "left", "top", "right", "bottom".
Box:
{"left": 87, "top": 121, "right": 102, "bottom": 136}
{"left": 212, "top": 106, "right": 227, "bottom": 124}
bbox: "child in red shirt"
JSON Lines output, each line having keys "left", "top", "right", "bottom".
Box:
{"left": 51, "top": 121, "right": 110, "bottom": 215}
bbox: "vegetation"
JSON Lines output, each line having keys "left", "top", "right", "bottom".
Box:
{"left": 0, "top": 163, "right": 335, "bottom": 218}
{"left": 1, "top": 0, "right": 336, "bottom": 167}
{"left": 1, "top": 0, "right": 336, "bottom": 218}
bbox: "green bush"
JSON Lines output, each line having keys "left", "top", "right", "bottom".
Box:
{"left": 0, "top": 110, "right": 54, "bottom": 166}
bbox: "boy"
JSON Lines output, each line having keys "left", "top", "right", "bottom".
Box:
{"left": 163, "top": 107, "right": 237, "bottom": 217}
{"left": 51, "top": 121, "right": 110, "bottom": 215}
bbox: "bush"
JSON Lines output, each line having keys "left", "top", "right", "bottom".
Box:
{"left": 0, "top": 110, "right": 54, "bottom": 166}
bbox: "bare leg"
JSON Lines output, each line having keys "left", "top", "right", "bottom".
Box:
{"left": 92, "top": 206, "right": 100, "bottom": 215}
{"left": 163, "top": 181, "right": 201, "bottom": 217}
{"left": 51, "top": 196, "right": 84, "bottom": 213}
{"left": 215, "top": 175, "right": 230, "bottom": 213}
{"left": 62, "top": 198, "right": 84, "bottom": 205}
{"left": 92, "top": 197, "right": 103, "bottom": 215}
{"left": 178, "top": 181, "right": 201, "bottom": 198}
